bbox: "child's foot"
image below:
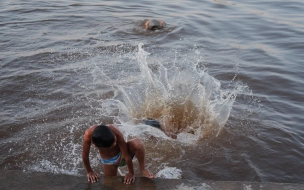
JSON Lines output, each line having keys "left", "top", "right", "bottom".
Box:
{"left": 141, "top": 169, "right": 155, "bottom": 178}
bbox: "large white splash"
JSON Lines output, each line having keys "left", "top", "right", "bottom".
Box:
{"left": 100, "top": 43, "right": 241, "bottom": 141}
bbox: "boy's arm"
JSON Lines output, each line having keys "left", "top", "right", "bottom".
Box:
{"left": 145, "top": 21, "right": 149, "bottom": 29}
{"left": 109, "top": 125, "right": 135, "bottom": 184}
{"left": 82, "top": 128, "right": 99, "bottom": 182}
{"left": 159, "top": 20, "right": 164, "bottom": 28}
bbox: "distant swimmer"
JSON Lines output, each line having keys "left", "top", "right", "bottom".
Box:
{"left": 145, "top": 19, "right": 164, "bottom": 30}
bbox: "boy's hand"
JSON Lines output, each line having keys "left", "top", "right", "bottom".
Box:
{"left": 124, "top": 173, "right": 135, "bottom": 184}
{"left": 87, "top": 171, "right": 99, "bottom": 183}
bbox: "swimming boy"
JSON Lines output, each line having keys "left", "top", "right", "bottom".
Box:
{"left": 145, "top": 19, "right": 164, "bottom": 30}
{"left": 82, "top": 124, "right": 154, "bottom": 184}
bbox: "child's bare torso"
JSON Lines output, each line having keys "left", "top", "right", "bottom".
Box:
{"left": 98, "top": 144, "right": 120, "bottom": 159}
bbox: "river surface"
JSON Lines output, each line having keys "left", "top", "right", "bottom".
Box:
{"left": 1, "top": 0, "right": 304, "bottom": 183}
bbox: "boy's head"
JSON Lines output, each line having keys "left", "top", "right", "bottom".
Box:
{"left": 148, "top": 19, "right": 161, "bottom": 30}
{"left": 91, "top": 125, "right": 115, "bottom": 148}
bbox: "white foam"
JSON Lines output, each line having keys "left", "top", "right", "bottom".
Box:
{"left": 243, "top": 184, "right": 253, "bottom": 190}
{"left": 176, "top": 132, "right": 199, "bottom": 144}
{"left": 175, "top": 183, "right": 211, "bottom": 190}
{"left": 116, "top": 123, "right": 170, "bottom": 141}
{"left": 27, "top": 159, "right": 80, "bottom": 176}
{"left": 156, "top": 167, "right": 182, "bottom": 179}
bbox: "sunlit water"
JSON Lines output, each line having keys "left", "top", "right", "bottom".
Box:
{"left": 1, "top": 0, "right": 304, "bottom": 183}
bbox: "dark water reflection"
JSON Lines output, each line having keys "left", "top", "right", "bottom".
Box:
{"left": 1, "top": 0, "right": 304, "bottom": 183}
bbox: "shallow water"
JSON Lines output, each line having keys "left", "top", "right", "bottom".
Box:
{"left": 1, "top": 0, "right": 304, "bottom": 183}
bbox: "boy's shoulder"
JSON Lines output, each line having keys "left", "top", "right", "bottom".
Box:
{"left": 84, "top": 124, "right": 98, "bottom": 138}
{"left": 107, "top": 125, "right": 124, "bottom": 139}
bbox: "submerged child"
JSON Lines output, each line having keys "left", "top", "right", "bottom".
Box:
{"left": 82, "top": 124, "right": 154, "bottom": 184}
{"left": 145, "top": 19, "right": 164, "bottom": 30}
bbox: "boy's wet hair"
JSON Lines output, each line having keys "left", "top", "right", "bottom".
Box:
{"left": 148, "top": 19, "right": 160, "bottom": 30}
{"left": 92, "top": 125, "right": 115, "bottom": 148}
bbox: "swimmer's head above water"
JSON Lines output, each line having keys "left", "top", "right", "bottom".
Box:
{"left": 145, "top": 19, "right": 164, "bottom": 30}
